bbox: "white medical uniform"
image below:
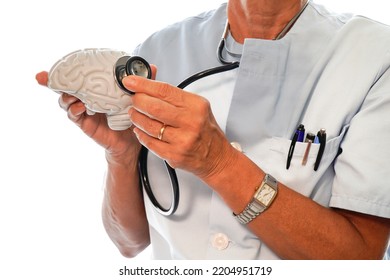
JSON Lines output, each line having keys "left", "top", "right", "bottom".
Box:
{"left": 133, "top": 2, "right": 390, "bottom": 259}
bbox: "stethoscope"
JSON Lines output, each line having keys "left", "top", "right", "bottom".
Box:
{"left": 113, "top": 0, "right": 309, "bottom": 216}
{"left": 113, "top": 21, "right": 239, "bottom": 216}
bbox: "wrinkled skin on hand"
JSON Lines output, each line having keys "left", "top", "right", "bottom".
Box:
{"left": 122, "top": 75, "right": 238, "bottom": 180}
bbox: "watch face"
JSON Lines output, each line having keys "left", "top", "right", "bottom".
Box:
{"left": 258, "top": 184, "right": 276, "bottom": 206}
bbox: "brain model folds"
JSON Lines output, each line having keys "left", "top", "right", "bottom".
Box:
{"left": 48, "top": 48, "right": 132, "bottom": 130}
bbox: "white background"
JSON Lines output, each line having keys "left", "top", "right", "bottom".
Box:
{"left": 0, "top": 1, "right": 389, "bottom": 279}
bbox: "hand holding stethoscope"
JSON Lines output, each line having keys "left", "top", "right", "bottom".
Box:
{"left": 112, "top": 34, "right": 240, "bottom": 215}
{"left": 119, "top": 0, "right": 310, "bottom": 215}
{"left": 122, "top": 68, "right": 235, "bottom": 184}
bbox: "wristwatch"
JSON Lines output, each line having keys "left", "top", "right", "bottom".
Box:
{"left": 234, "top": 174, "right": 278, "bottom": 224}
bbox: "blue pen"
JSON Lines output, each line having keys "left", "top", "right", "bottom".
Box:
{"left": 297, "top": 124, "right": 305, "bottom": 142}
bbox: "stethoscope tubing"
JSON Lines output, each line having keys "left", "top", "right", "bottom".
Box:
{"left": 116, "top": 27, "right": 240, "bottom": 216}
{"left": 138, "top": 59, "right": 239, "bottom": 216}
{"left": 138, "top": 146, "right": 179, "bottom": 216}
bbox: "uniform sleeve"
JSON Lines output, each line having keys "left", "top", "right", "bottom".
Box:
{"left": 330, "top": 64, "right": 390, "bottom": 218}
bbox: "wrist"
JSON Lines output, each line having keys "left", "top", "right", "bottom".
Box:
{"left": 234, "top": 174, "right": 278, "bottom": 224}
{"left": 200, "top": 141, "right": 266, "bottom": 214}
{"left": 198, "top": 140, "right": 239, "bottom": 183}
{"left": 105, "top": 144, "right": 141, "bottom": 168}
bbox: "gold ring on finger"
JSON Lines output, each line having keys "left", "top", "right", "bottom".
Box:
{"left": 157, "top": 124, "right": 167, "bottom": 141}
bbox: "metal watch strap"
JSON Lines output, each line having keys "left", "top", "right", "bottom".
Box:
{"left": 234, "top": 174, "right": 278, "bottom": 224}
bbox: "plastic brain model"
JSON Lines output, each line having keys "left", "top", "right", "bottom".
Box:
{"left": 48, "top": 48, "right": 132, "bottom": 130}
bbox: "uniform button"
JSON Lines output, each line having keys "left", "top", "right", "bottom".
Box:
{"left": 230, "top": 142, "right": 243, "bottom": 152}
{"left": 211, "top": 233, "right": 230, "bottom": 250}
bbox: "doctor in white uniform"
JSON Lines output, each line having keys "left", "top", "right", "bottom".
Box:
{"left": 37, "top": 0, "right": 390, "bottom": 259}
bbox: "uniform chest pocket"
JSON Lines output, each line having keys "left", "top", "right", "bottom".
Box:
{"left": 266, "top": 125, "right": 349, "bottom": 196}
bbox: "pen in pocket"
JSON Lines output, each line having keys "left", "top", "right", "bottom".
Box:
{"left": 302, "top": 132, "right": 315, "bottom": 166}
{"left": 314, "top": 129, "right": 326, "bottom": 171}
{"left": 286, "top": 124, "right": 305, "bottom": 169}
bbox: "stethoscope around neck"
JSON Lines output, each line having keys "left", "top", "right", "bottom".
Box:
{"left": 113, "top": 22, "right": 239, "bottom": 216}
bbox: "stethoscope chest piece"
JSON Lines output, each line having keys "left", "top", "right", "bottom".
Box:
{"left": 114, "top": 55, "right": 152, "bottom": 94}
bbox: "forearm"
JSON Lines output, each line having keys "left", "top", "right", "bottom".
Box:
{"left": 250, "top": 185, "right": 390, "bottom": 259}
{"left": 204, "top": 147, "right": 389, "bottom": 259}
{"left": 102, "top": 150, "right": 150, "bottom": 258}
{"left": 249, "top": 186, "right": 377, "bottom": 259}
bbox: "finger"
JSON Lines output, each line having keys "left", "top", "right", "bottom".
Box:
{"left": 36, "top": 71, "right": 49, "bottom": 86}
{"left": 122, "top": 75, "right": 186, "bottom": 107}
{"left": 67, "top": 101, "right": 87, "bottom": 124}
{"left": 150, "top": 64, "right": 157, "bottom": 80}
{"left": 133, "top": 126, "right": 172, "bottom": 159}
{"left": 58, "top": 93, "right": 81, "bottom": 111}
{"left": 129, "top": 107, "right": 174, "bottom": 141}
{"left": 131, "top": 93, "right": 181, "bottom": 127}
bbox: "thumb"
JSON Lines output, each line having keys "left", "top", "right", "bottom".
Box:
{"left": 36, "top": 71, "right": 49, "bottom": 86}
{"left": 150, "top": 64, "right": 158, "bottom": 80}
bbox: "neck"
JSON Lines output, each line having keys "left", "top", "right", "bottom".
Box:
{"left": 227, "top": 0, "right": 308, "bottom": 43}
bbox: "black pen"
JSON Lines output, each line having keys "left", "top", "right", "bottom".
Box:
{"left": 314, "top": 129, "right": 326, "bottom": 171}
{"left": 286, "top": 124, "right": 304, "bottom": 169}
{"left": 286, "top": 131, "right": 298, "bottom": 169}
